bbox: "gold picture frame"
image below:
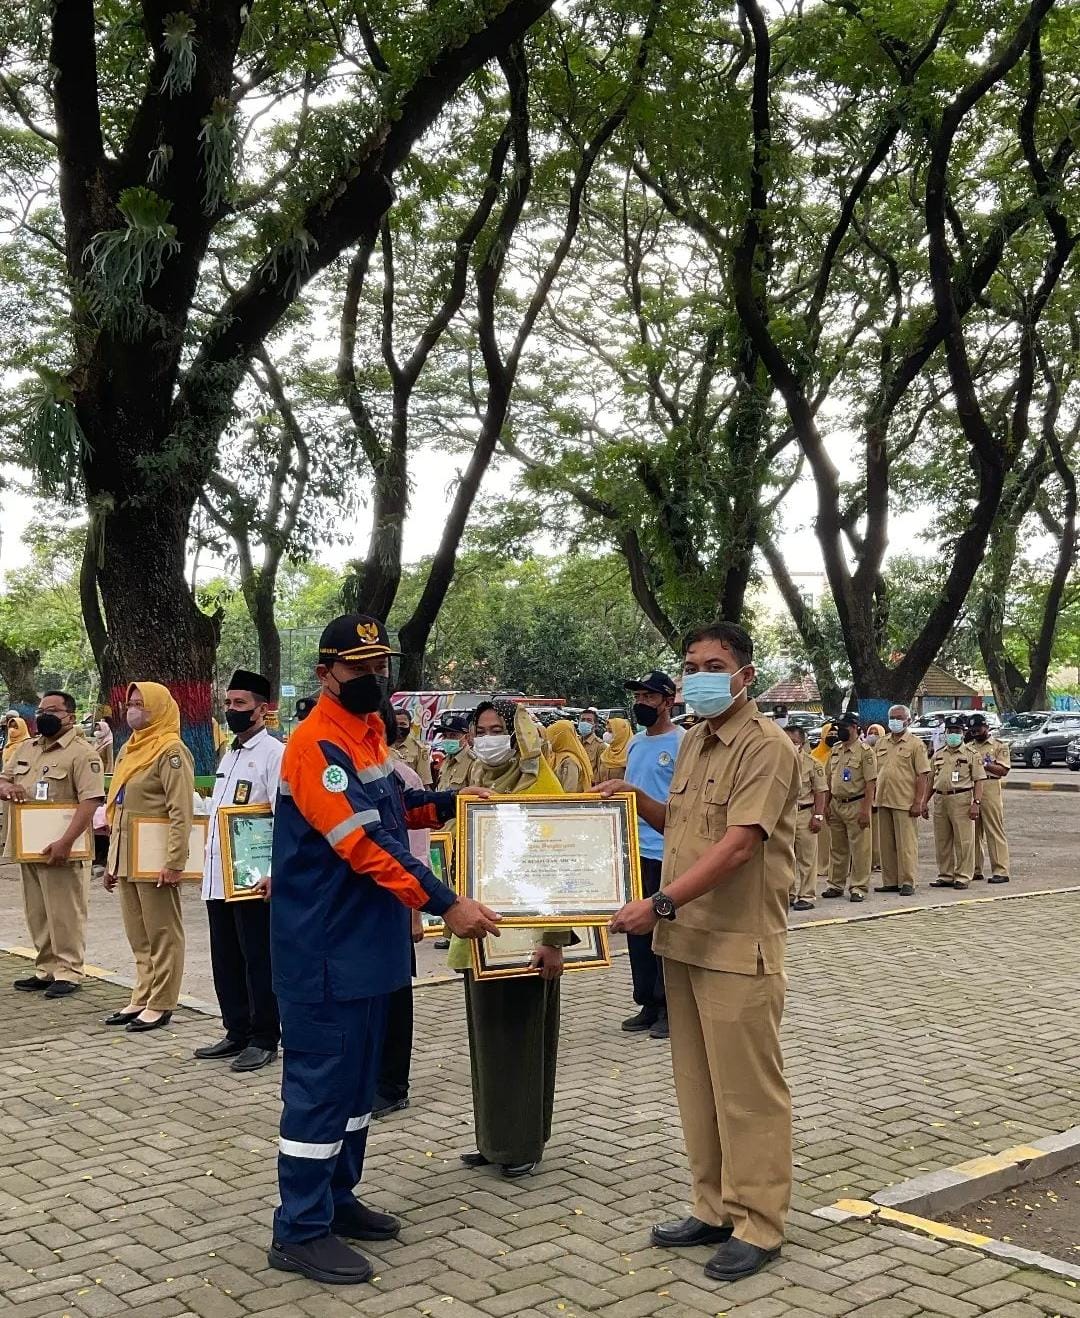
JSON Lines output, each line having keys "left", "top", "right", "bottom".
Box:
{"left": 454, "top": 793, "right": 642, "bottom": 927}
{"left": 129, "top": 815, "right": 209, "bottom": 881}
{"left": 10, "top": 803, "right": 93, "bottom": 863}
{"left": 217, "top": 804, "right": 273, "bottom": 902}
{"left": 422, "top": 832, "right": 453, "bottom": 938}
{"left": 472, "top": 924, "right": 612, "bottom": 980}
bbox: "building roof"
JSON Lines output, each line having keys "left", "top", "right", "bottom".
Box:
{"left": 757, "top": 674, "right": 821, "bottom": 706}
{"left": 915, "top": 663, "right": 979, "bottom": 698}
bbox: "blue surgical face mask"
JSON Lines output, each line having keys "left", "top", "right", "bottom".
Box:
{"left": 946, "top": 732, "right": 964, "bottom": 748}
{"left": 441, "top": 739, "right": 461, "bottom": 756}
{"left": 577, "top": 720, "right": 593, "bottom": 737}
{"left": 682, "top": 669, "right": 745, "bottom": 718}
{"left": 888, "top": 718, "right": 906, "bottom": 734}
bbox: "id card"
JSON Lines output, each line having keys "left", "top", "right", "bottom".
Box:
{"left": 842, "top": 767, "right": 852, "bottom": 783}
{"left": 34, "top": 781, "right": 49, "bottom": 802}
{"left": 951, "top": 769, "right": 960, "bottom": 784}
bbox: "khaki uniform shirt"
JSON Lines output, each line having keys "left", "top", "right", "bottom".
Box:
{"left": 827, "top": 741, "right": 877, "bottom": 800}
{"left": 393, "top": 734, "right": 433, "bottom": 788}
{"left": 0, "top": 727, "right": 105, "bottom": 859}
{"left": 798, "top": 747, "right": 827, "bottom": 807}
{"left": 875, "top": 731, "right": 931, "bottom": 809}
{"left": 107, "top": 742, "right": 196, "bottom": 876}
{"left": 654, "top": 700, "right": 800, "bottom": 976}
{"left": 439, "top": 746, "right": 475, "bottom": 790}
{"left": 555, "top": 758, "right": 585, "bottom": 793}
{"left": 581, "top": 734, "right": 603, "bottom": 782}
{"left": 931, "top": 743, "right": 986, "bottom": 795}
{"left": 970, "top": 736, "right": 1009, "bottom": 797}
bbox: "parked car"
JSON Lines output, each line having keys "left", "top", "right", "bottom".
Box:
{"left": 909, "top": 709, "right": 1000, "bottom": 747}
{"left": 1006, "top": 713, "right": 1080, "bottom": 767}
{"left": 1066, "top": 735, "right": 1080, "bottom": 770}
{"left": 998, "top": 711, "right": 1054, "bottom": 741}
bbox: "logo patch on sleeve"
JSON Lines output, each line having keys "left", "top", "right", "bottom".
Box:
{"left": 322, "top": 765, "right": 348, "bottom": 793}
{"left": 169, "top": 754, "right": 182, "bottom": 769}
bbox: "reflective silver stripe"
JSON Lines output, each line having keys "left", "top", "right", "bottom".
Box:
{"left": 325, "top": 810, "right": 380, "bottom": 846}
{"left": 357, "top": 760, "right": 396, "bottom": 784}
{"left": 278, "top": 781, "right": 293, "bottom": 796}
{"left": 279, "top": 1137, "right": 343, "bottom": 1159}
{"left": 345, "top": 1113, "right": 371, "bottom": 1133}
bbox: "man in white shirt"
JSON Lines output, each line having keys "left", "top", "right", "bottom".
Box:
{"left": 194, "top": 669, "right": 284, "bottom": 1072}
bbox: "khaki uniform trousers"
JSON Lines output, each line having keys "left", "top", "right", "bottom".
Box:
{"left": 871, "top": 810, "right": 881, "bottom": 871}
{"left": 827, "top": 799, "right": 872, "bottom": 895}
{"left": 974, "top": 783, "right": 1010, "bottom": 878}
{"left": 817, "top": 827, "right": 831, "bottom": 878}
{"left": 878, "top": 807, "right": 920, "bottom": 890}
{"left": 664, "top": 957, "right": 791, "bottom": 1249}
{"left": 791, "top": 810, "right": 817, "bottom": 901}
{"left": 21, "top": 861, "right": 90, "bottom": 982}
{"left": 933, "top": 792, "right": 975, "bottom": 886}
{"left": 118, "top": 878, "right": 185, "bottom": 1010}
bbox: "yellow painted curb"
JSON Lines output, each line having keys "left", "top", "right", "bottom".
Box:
{"left": 827, "top": 1198, "right": 991, "bottom": 1247}
{"left": 953, "top": 1145, "right": 1046, "bottom": 1178}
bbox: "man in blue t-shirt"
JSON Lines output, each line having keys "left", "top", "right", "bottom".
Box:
{"left": 621, "top": 670, "right": 683, "bottom": 1040}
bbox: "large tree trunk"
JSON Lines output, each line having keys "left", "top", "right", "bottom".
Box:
{"left": 0, "top": 640, "right": 41, "bottom": 709}
{"left": 244, "top": 572, "right": 282, "bottom": 700}
{"left": 346, "top": 441, "right": 408, "bottom": 621}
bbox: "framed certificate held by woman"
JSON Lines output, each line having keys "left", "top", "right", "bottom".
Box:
{"left": 130, "top": 815, "right": 208, "bottom": 881}
{"left": 472, "top": 924, "right": 611, "bottom": 980}
{"left": 455, "top": 793, "right": 642, "bottom": 926}
{"left": 217, "top": 805, "right": 273, "bottom": 901}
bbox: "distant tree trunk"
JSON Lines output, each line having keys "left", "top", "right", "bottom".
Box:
{"left": 759, "top": 536, "right": 843, "bottom": 715}
{"left": 0, "top": 640, "right": 41, "bottom": 708}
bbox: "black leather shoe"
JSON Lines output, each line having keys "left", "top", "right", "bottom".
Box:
{"left": 821, "top": 888, "right": 844, "bottom": 899}
{"left": 704, "top": 1237, "right": 781, "bottom": 1281}
{"left": 622, "top": 1007, "right": 659, "bottom": 1033}
{"left": 231, "top": 1045, "right": 277, "bottom": 1072}
{"left": 874, "top": 885, "right": 899, "bottom": 893}
{"left": 899, "top": 884, "right": 915, "bottom": 896}
{"left": 988, "top": 874, "right": 1010, "bottom": 884}
{"left": 373, "top": 1093, "right": 410, "bottom": 1118}
{"left": 849, "top": 891, "right": 865, "bottom": 902}
{"left": 501, "top": 1162, "right": 536, "bottom": 1178}
{"left": 649, "top": 1014, "right": 669, "bottom": 1040}
{"left": 331, "top": 1200, "right": 401, "bottom": 1241}
{"left": 194, "top": 1037, "right": 245, "bottom": 1060}
{"left": 13, "top": 976, "right": 51, "bottom": 992}
{"left": 793, "top": 899, "right": 815, "bottom": 911}
{"left": 44, "top": 980, "right": 79, "bottom": 998}
{"left": 651, "top": 1216, "right": 733, "bottom": 1248}
{"left": 930, "top": 877, "right": 955, "bottom": 887}
{"left": 268, "top": 1234, "right": 373, "bottom": 1284}
{"left": 460, "top": 1151, "right": 491, "bottom": 1168}
{"left": 104, "top": 1008, "right": 143, "bottom": 1025}
{"left": 433, "top": 937, "right": 450, "bottom": 949}
{"left": 127, "top": 1011, "right": 172, "bottom": 1032}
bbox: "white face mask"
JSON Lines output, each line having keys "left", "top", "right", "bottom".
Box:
{"left": 602, "top": 731, "right": 614, "bottom": 744}
{"left": 888, "top": 718, "right": 907, "bottom": 734}
{"left": 864, "top": 733, "right": 878, "bottom": 746}
{"left": 473, "top": 734, "right": 513, "bottom": 766}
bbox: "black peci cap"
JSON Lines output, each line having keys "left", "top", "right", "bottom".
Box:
{"left": 227, "top": 668, "right": 272, "bottom": 701}
{"left": 944, "top": 713, "right": 967, "bottom": 730}
{"left": 623, "top": 670, "right": 677, "bottom": 697}
{"left": 837, "top": 712, "right": 861, "bottom": 729}
{"left": 318, "top": 613, "right": 400, "bottom": 664}
{"left": 295, "top": 695, "right": 317, "bottom": 722}
{"left": 966, "top": 712, "right": 988, "bottom": 728}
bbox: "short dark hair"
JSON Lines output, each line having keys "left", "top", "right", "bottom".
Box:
{"left": 785, "top": 724, "right": 806, "bottom": 741}
{"left": 682, "top": 622, "right": 754, "bottom": 668}
{"left": 42, "top": 690, "right": 76, "bottom": 714}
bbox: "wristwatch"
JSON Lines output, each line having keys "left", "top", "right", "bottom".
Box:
{"left": 651, "top": 892, "right": 677, "bottom": 921}
{"left": 812, "top": 813, "right": 824, "bottom": 822}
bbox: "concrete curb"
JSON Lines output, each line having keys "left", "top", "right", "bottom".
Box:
{"left": 1005, "top": 777, "right": 1080, "bottom": 791}
{"left": 816, "top": 1127, "right": 1080, "bottom": 1282}
{"left": 794, "top": 883, "right": 1080, "bottom": 932}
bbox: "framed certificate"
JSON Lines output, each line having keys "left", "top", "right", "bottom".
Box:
{"left": 130, "top": 815, "right": 208, "bottom": 881}
{"left": 218, "top": 805, "right": 272, "bottom": 901}
{"left": 472, "top": 924, "right": 611, "bottom": 980}
{"left": 455, "top": 794, "right": 642, "bottom": 926}
{"left": 422, "top": 833, "right": 453, "bottom": 938}
{"left": 11, "top": 804, "right": 93, "bottom": 862}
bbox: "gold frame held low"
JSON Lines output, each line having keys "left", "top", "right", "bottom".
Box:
{"left": 10, "top": 803, "right": 93, "bottom": 863}
{"left": 472, "top": 924, "right": 612, "bottom": 981}
{"left": 217, "top": 804, "right": 273, "bottom": 902}
{"left": 129, "top": 815, "right": 208, "bottom": 881}
{"left": 422, "top": 832, "right": 453, "bottom": 939}
{"left": 454, "top": 792, "right": 642, "bottom": 927}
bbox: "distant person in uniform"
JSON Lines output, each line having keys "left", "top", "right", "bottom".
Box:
{"left": 577, "top": 707, "right": 604, "bottom": 781}
{"left": 1, "top": 712, "right": 30, "bottom": 769}
{"left": 392, "top": 708, "right": 433, "bottom": 787}
{"left": 784, "top": 724, "right": 825, "bottom": 910}
{"left": 874, "top": 706, "right": 930, "bottom": 896}
{"left": 620, "top": 671, "right": 682, "bottom": 1039}
{"left": 436, "top": 714, "right": 475, "bottom": 789}
{"left": 267, "top": 613, "right": 497, "bottom": 1286}
{"left": 813, "top": 721, "right": 834, "bottom": 884}
{"left": 821, "top": 714, "right": 876, "bottom": 903}
{"left": 194, "top": 670, "right": 284, "bottom": 1073}
{"left": 295, "top": 696, "right": 317, "bottom": 723}
{"left": 103, "top": 683, "right": 195, "bottom": 1032}
{"left": 0, "top": 692, "right": 105, "bottom": 997}
{"left": 546, "top": 719, "right": 594, "bottom": 792}
{"left": 966, "top": 714, "right": 1011, "bottom": 884}
{"left": 929, "top": 714, "right": 985, "bottom": 889}
{"left": 595, "top": 717, "right": 632, "bottom": 783}
{"left": 605, "top": 621, "right": 800, "bottom": 1283}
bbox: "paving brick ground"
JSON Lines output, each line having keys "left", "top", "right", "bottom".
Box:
{"left": 3, "top": 892, "right": 1080, "bottom": 1317}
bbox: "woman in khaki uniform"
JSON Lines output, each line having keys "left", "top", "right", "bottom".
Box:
{"left": 104, "top": 682, "right": 194, "bottom": 1032}
{"left": 545, "top": 719, "right": 595, "bottom": 792}
{"left": 595, "top": 717, "right": 632, "bottom": 784}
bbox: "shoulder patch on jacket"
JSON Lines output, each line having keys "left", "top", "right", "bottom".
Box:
{"left": 169, "top": 753, "right": 182, "bottom": 769}
{"left": 322, "top": 764, "right": 348, "bottom": 793}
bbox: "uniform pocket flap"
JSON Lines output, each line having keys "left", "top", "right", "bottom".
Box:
{"left": 280, "top": 1023, "right": 344, "bottom": 1055}
{"left": 44, "top": 766, "right": 70, "bottom": 779}
{"left": 702, "top": 776, "right": 732, "bottom": 806}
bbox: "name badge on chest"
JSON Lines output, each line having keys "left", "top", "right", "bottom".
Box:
{"left": 951, "top": 769, "right": 960, "bottom": 784}
{"left": 34, "top": 780, "right": 49, "bottom": 802}
{"left": 842, "top": 767, "right": 852, "bottom": 784}
{"left": 233, "top": 780, "right": 252, "bottom": 805}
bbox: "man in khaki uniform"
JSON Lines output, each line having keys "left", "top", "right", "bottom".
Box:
{"left": 874, "top": 705, "right": 931, "bottom": 896}
{"left": 0, "top": 691, "right": 105, "bottom": 996}
{"left": 436, "top": 714, "right": 475, "bottom": 789}
{"left": 822, "top": 714, "right": 876, "bottom": 903}
{"left": 966, "top": 713, "right": 1010, "bottom": 884}
{"left": 606, "top": 621, "right": 799, "bottom": 1283}
{"left": 392, "top": 708, "right": 433, "bottom": 787}
{"left": 784, "top": 725, "right": 825, "bottom": 910}
{"left": 929, "top": 714, "right": 985, "bottom": 889}
{"left": 577, "top": 707, "right": 604, "bottom": 782}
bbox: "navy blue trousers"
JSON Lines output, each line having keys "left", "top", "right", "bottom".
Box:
{"left": 274, "top": 995, "right": 388, "bottom": 1244}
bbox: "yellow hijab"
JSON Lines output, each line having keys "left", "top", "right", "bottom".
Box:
{"left": 2, "top": 716, "right": 29, "bottom": 768}
{"left": 599, "top": 717, "right": 632, "bottom": 771}
{"left": 471, "top": 702, "right": 564, "bottom": 796}
{"left": 812, "top": 721, "right": 834, "bottom": 765}
{"left": 545, "top": 718, "right": 596, "bottom": 787}
{"left": 106, "top": 682, "right": 183, "bottom": 824}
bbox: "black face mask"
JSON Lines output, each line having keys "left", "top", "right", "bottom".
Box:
{"left": 633, "top": 703, "right": 660, "bottom": 728}
{"left": 35, "top": 712, "right": 63, "bottom": 739}
{"left": 335, "top": 672, "right": 387, "bottom": 715}
{"left": 825, "top": 733, "right": 840, "bottom": 748}
{"left": 225, "top": 709, "right": 256, "bottom": 736}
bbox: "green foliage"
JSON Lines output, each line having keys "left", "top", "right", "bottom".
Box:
{"left": 23, "top": 369, "right": 90, "bottom": 502}
{"left": 83, "top": 188, "right": 180, "bottom": 335}
{"left": 198, "top": 100, "right": 237, "bottom": 213}
{"left": 161, "top": 12, "right": 198, "bottom": 98}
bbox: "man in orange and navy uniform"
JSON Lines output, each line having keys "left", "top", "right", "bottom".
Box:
{"left": 268, "top": 613, "right": 498, "bottom": 1286}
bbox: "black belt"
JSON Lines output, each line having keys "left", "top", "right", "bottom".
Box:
{"left": 834, "top": 793, "right": 864, "bottom": 804}
{"left": 798, "top": 802, "right": 814, "bottom": 810}
{"left": 942, "top": 787, "right": 972, "bottom": 795}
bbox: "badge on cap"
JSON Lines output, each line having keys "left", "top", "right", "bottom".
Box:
{"left": 322, "top": 765, "right": 348, "bottom": 793}
{"left": 357, "top": 621, "right": 380, "bottom": 644}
